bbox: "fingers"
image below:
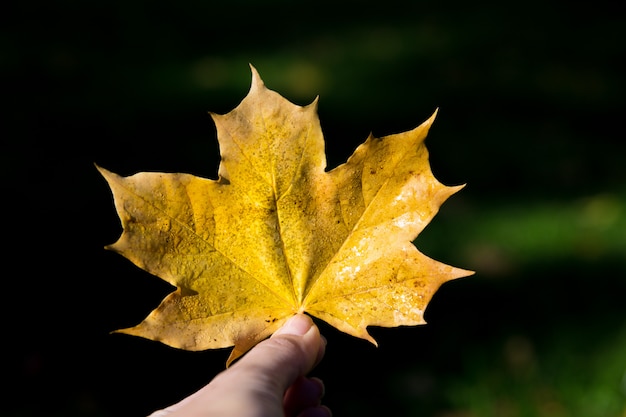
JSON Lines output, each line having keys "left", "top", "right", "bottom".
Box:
{"left": 284, "top": 376, "right": 331, "bottom": 417}
{"left": 273, "top": 317, "right": 330, "bottom": 417}
{"left": 283, "top": 376, "right": 323, "bottom": 415}
{"left": 297, "top": 405, "right": 333, "bottom": 417}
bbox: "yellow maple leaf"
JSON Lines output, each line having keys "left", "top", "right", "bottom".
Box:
{"left": 99, "top": 65, "right": 473, "bottom": 365}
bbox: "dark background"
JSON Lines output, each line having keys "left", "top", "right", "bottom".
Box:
{"left": 5, "top": 0, "right": 625, "bottom": 416}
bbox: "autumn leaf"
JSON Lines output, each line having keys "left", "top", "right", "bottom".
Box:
{"left": 99, "top": 65, "right": 473, "bottom": 365}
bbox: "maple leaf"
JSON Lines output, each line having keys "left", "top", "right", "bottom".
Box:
{"left": 99, "top": 65, "right": 473, "bottom": 365}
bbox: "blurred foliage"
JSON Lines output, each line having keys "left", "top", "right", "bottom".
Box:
{"left": 4, "top": 0, "right": 625, "bottom": 416}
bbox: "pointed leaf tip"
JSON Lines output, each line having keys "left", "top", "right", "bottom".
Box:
{"left": 425, "top": 108, "right": 438, "bottom": 128}
{"left": 249, "top": 64, "right": 264, "bottom": 91}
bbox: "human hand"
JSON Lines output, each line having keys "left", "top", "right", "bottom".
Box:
{"left": 149, "top": 314, "right": 330, "bottom": 417}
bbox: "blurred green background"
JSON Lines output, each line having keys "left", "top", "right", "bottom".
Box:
{"left": 5, "top": 0, "right": 625, "bottom": 416}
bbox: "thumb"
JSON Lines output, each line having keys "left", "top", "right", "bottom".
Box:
{"left": 146, "top": 315, "right": 326, "bottom": 417}
{"left": 232, "top": 314, "right": 325, "bottom": 390}
{"left": 207, "top": 314, "right": 324, "bottom": 416}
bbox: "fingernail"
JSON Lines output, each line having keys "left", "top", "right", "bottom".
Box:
{"left": 315, "top": 335, "right": 327, "bottom": 366}
{"left": 275, "top": 314, "right": 313, "bottom": 336}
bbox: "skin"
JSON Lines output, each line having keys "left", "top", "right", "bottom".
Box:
{"left": 149, "top": 314, "right": 331, "bottom": 417}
